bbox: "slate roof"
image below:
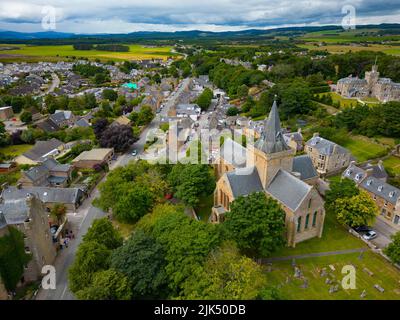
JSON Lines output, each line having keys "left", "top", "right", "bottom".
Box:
{"left": 266, "top": 169, "right": 312, "bottom": 211}
{"left": 220, "top": 138, "right": 247, "bottom": 168}
{"left": 0, "top": 198, "right": 30, "bottom": 225}
{"left": 306, "top": 136, "right": 349, "bottom": 156}
{"left": 23, "top": 138, "right": 63, "bottom": 162}
{"left": 360, "top": 162, "right": 388, "bottom": 180}
{"left": 37, "top": 118, "right": 60, "bottom": 133}
{"left": 75, "top": 118, "right": 91, "bottom": 127}
{"left": 49, "top": 112, "right": 67, "bottom": 125}
{"left": 293, "top": 155, "right": 318, "bottom": 181}
{"left": 225, "top": 166, "right": 263, "bottom": 198}
{"left": 254, "top": 100, "right": 291, "bottom": 154}
{"left": 343, "top": 161, "right": 388, "bottom": 184}
{"left": 360, "top": 176, "right": 400, "bottom": 205}
{"left": 2, "top": 186, "right": 83, "bottom": 205}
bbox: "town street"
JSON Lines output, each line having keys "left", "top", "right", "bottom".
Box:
{"left": 35, "top": 78, "right": 187, "bottom": 300}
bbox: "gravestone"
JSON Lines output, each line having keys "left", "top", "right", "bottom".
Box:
{"left": 374, "top": 284, "right": 385, "bottom": 293}
{"left": 294, "top": 266, "right": 302, "bottom": 278}
{"left": 363, "top": 267, "right": 374, "bottom": 277}
{"left": 320, "top": 268, "right": 327, "bottom": 277}
{"left": 360, "top": 290, "right": 367, "bottom": 298}
{"left": 325, "top": 278, "right": 332, "bottom": 285}
{"left": 329, "top": 264, "right": 336, "bottom": 271}
{"left": 300, "top": 278, "right": 309, "bottom": 289}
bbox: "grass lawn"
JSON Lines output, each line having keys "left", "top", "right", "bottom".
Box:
{"left": 264, "top": 251, "right": 400, "bottom": 300}
{"left": 195, "top": 194, "right": 214, "bottom": 222}
{"left": 383, "top": 156, "right": 400, "bottom": 175}
{"left": 342, "top": 135, "right": 388, "bottom": 162}
{"left": 0, "top": 144, "right": 32, "bottom": 157}
{"left": 112, "top": 220, "right": 135, "bottom": 239}
{"left": 0, "top": 44, "right": 177, "bottom": 62}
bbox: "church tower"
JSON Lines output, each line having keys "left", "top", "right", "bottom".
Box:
{"left": 249, "top": 99, "right": 295, "bottom": 188}
{"left": 365, "top": 57, "right": 380, "bottom": 95}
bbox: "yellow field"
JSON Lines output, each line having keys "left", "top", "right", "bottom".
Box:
{"left": 0, "top": 44, "right": 177, "bottom": 62}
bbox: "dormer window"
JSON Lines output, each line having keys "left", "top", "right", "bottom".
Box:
{"left": 367, "top": 179, "right": 373, "bottom": 186}
{"left": 345, "top": 169, "right": 351, "bottom": 176}
{"left": 389, "top": 191, "right": 395, "bottom": 198}
{"left": 355, "top": 173, "right": 362, "bottom": 181}
{"left": 378, "top": 186, "right": 383, "bottom": 192}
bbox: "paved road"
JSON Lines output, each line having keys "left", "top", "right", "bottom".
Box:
{"left": 41, "top": 73, "right": 60, "bottom": 96}
{"left": 36, "top": 78, "right": 187, "bottom": 300}
{"left": 372, "top": 216, "right": 399, "bottom": 249}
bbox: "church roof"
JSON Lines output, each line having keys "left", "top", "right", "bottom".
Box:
{"left": 225, "top": 166, "right": 263, "bottom": 198}
{"left": 220, "top": 138, "right": 247, "bottom": 168}
{"left": 292, "top": 155, "right": 318, "bottom": 181}
{"left": 254, "top": 100, "right": 291, "bottom": 154}
{"left": 266, "top": 169, "right": 312, "bottom": 211}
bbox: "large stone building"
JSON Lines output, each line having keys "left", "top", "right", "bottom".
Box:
{"left": 0, "top": 193, "right": 57, "bottom": 299}
{"left": 343, "top": 161, "right": 400, "bottom": 226}
{"left": 212, "top": 101, "right": 325, "bottom": 247}
{"left": 305, "top": 133, "right": 352, "bottom": 176}
{"left": 336, "top": 64, "right": 400, "bottom": 102}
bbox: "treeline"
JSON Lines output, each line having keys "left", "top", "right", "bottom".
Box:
{"left": 73, "top": 44, "right": 130, "bottom": 52}
{"left": 72, "top": 64, "right": 110, "bottom": 84}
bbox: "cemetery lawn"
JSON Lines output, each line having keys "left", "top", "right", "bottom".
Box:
{"left": 266, "top": 213, "right": 400, "bottom": 299}
{"left": 383, "top": 156, "right": 400, "bottom": 175}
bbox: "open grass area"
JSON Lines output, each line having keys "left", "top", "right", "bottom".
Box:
{"left": 342, "top": 135, "right": 388, "bottom": 162}
{"left": 112, "top": 220, "right": 135, "bottom": 239}
{"left": 0, "top": 44, "right": 177, "bottom": 62}
{"left": 264, "top": 251, "right": 400, "bottom": 300}
{"left": 194, "top": 194, "right": 214, "bottom": 222}
{"left": 298, "top": 43, "right": 400, "bottom": 56}
{"left": 0, "top": 144, "right": 32, "bottom": 157}
{"left": 383, "top": 156, "right": 400, "bottom": 175}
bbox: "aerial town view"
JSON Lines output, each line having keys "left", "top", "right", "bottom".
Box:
{"left": 1, "top": 0, "right": 400, "bottom": 313}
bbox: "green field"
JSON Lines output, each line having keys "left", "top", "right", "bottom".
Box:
{"left": 298, "top": 43, "right": 400, "bottom": 56}
{"left": 383, "top": 156, "right": 400, "bottom": 175}
{"left": 342, "top": 135, "right": 388, "bottom": 162}
{"left": 318, "top": 92, "right": 379, "bottom": 109}
{"left": 0, "top": 44, "right": 177, "bottom": 62}
{"left": 0, "top": 144, "right": 32, "bottom": 157}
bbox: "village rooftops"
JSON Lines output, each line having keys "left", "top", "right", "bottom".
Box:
{"left": 22, "top": 138, "right": 63, "bottom": 162}
{"left": 360, "top": 176, "right": 400, "bottom": 205}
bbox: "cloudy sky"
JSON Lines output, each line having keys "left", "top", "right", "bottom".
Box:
{"left": 0, "top": 0, "right": 400, "bottom": 34}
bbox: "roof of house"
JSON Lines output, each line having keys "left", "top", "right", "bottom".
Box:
{"left": 23, "top": 138, "right": 63, "bottom": 162}
{"left": 283, "top": 131, "right": 303, "bottom": 143}
{"left": 343, "top": 161, "right": 388, "bottom": 184}
{"left": 360, "top": 162, "right": 388, "bottom": 180}
{"left": 292, "top": 155, "right": 318, "bottom": 181}
{"left": 2, "top": 186, "right": 83, "bottom": 205}
{"left": 0, "top": 198, "right": 30, "bottom": 225}
{"left": 49, "top": 112, "right": 67, "bottom": 125}
{"left": 360, "top": 176, "right": 400, "bottom": 205}
{"left": 75, "top": 118, "right": 91, "bottom": 127}
{"left": 254, "top": 100, "right": 291, "bottom": 154}
{"left": 23, "top": 158, "right": 71, "bottom": 183}
{"left": 220, "top": 138, "right": 247, "bottom": 168}
{"left": 306, "top": 135, "right": 349, "bottom": 156}
{"left": 266, "top": 169, "right": 312, "bottom": 211}
{"left": 225, "top": 166, "right": 264, "bottom": 198}
{"left": 36, "top": 118, "right": 60, "bottom": 133}
{"left": 72, "top": 148, "right": 113, "bottom": 162}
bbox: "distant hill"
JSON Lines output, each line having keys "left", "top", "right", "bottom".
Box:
{"left": 0, "top": 24, "right": 399, "bottom": 42}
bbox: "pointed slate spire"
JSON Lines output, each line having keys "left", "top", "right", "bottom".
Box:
{"left": 254, "top": 97, "right": 290, "bottom": 154}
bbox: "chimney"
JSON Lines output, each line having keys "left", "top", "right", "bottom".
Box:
{"left": 297, "top": 128, "right": 302, "bottom": 134}
{"left": 16, "top": 183, "right": 22, "bottom": 189}
{"left": 313, "top": 132, "right": 319, "bottom": 138}
{"left": 378, "top": 159, "right": 384, "bottom": 168}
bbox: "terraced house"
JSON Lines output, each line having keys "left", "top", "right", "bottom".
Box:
{"left": 343, "top": 161, "right": 400, "bottom": 227}
{"left": 212, "top": 101, "right": 325, "bottom": 247}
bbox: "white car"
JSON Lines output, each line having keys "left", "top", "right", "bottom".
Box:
{"left": 362, "top": 230, "right": 377, "bottom": 241}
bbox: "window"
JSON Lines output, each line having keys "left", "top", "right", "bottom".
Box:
{"left": 312, "top": 212, "right": 317, "bottom": 227}
{"left": 305, "top": 214, "right": 310, "bottom": 229}
{"left": 308, "top": 199, "right": 312, "bottom": 209}
{"left": 297, "top": 217, "right": 302, "bottom": 233}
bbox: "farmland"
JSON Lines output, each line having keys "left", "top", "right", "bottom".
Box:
{"left": 0, "top": 44, "right": 177, "bottom": 62}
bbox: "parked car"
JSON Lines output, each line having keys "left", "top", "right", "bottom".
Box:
{"left": 362, "top": 230, "right": 377, "bottom": 241}
{"left": 353, "top": 225, "right": 372, "bottom": 233}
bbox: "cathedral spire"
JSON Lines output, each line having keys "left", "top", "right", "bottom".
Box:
{"left": 254, "top": 97, "right": 290, "bottom": 154}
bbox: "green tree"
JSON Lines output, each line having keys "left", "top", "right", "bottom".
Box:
{"left": 384, "top": 232, "right": 400, "bottom": 264}
{"left": 196, "top": 88, "right": 213, "bottom": 111}
{"left": 68, "top": 241, "right": 111, "bottom": 293}
{"left": 325, "top": 178, "right": 360, "bottom": 213}
{"left": 83, "top": 218, "right": 123, "bottom": 250}
{"left": 335, "top": 190, "right": 378, "bottom": 227}
{"left": 226, "top": 106, "right": 239, "bottom": 116}
{"left": 183, "top": 242, "right": 268, "bottom": 299}
{"left": 102, "top": 89, "right": 118, "bottom": 102}
{"left": 113, "top": 183, "right": 154, "bottom": 223}
{"left": 50, "top": 203, "right": 67, "bottom": 225}
{"left": 224, "top": 192, "right": 286, "bottom": 256}
{"left": 0, "top": 227, "right": 31, "bottom": 291}
{"left": 20, "top": 111, "right": 32, "bottom": 124}
{"left": 237, "top": 84, "right": 249, "bottom": 98}
{"left": 111, "top": 230, "right": 168, "bottom": 298}
{"left": 75, "top": 269, "right": 132, "bottom": 300}
{"left": 168, "top": 164, "right": 215, "bottom": 207}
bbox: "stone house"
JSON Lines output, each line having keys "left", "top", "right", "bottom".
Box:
{"left": 343, "top": 161, "right": 400, "bottom": 226}
{"left": 71, "top": 148, "right": 114, "bottom": 169}
{"left": 19, "top": 158, "right": 72, "bottom": 188}
{"left": 0, "top": 106, "right": 13, "bottom": 120}
{"left": 212, "top": 101, "right": 325, "bottom": 247}
{"left": 0, "top": 193, "right": 57, "bottom": 298}
{"left": 15, "top": 138, "right": 64, "bottom": 166}
{"left": 305, "top": 133, "right": 352, "bottom": 176}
